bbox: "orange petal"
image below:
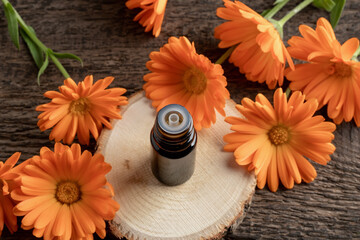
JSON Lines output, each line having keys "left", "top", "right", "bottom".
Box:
{"left": 21, "top": 197, "right": 56, "bottom": 227}
{"left": 341, "top": 38, "right": 359, "bottom": 60}
{"left": 267, "top": 150, "right": 279, "bottom": 192}
{"left": 52, "top": 204, "right": 71, "bottom": 237}
{"left": 234, "top": 135, "right": 267, "bottom": 163}
{"left": 276, "top": 146, "right": 294, "bottom": 189}
{"left": 34, "top": 202, "right": 61, "bottom": 230}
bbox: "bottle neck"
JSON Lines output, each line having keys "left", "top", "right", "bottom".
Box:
{"left": 151, "top": 117, "right": 197, "bottom": 159}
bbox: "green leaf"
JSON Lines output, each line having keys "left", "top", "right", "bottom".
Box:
{"left": 37, "top": 52, "right": 49, "bottom": 85}
{"left": 52, "top": 51, "right": 83, "bottom": 67}
{"left": 27, "top": 26, "right": 37, "bottom": 35}
{"left": 330, "top": 0, "right": 346, "bottom": 28}
{"left": 313, "top": 0, "right": 336, "bottom": 12}
{"left": 3, "top": 3, "right": 20, "bottom": 49}
{"left": 20, "top": 29, "right": 44, "bottom": 68}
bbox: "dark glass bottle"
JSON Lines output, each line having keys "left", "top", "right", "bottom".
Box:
{"left": 150, "top": 104, "right": 197, "bottom": 186}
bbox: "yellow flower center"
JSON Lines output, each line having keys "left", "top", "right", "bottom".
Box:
{"left": 56, "top": 181, "right": 81, "bottom": 204}
{"left": 333, "top": 62, "right": 352, "bottom": 78}
{"left": 69, "top": 98, "right": 91, "bottom": 115}
{"left": 268, "top": 125, "right": 290, "bottom": 146}
{"left": 183, "top": 67, "right": 207, "bottom": 94}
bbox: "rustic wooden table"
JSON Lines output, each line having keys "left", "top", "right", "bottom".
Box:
{"left": 0, "top": 0, "right": 359, "bottom": 239}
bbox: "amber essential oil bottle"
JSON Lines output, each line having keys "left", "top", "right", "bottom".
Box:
{"left": 150, "top": 104, "right": 197, "bottom": 186}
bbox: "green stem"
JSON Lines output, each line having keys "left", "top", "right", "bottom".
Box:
{"left": 2, "top": 0, "right": 77, "bottom": 80}
{"left": 285, "top": 87, "right": 291, "bottom": 99}
{"left": 49, "top": 54, "right": 70, "bottom": 79}
{"left": 1, "top": 0, "right": 48, "bottom": 52}
{"left": 215, "top": 45, "right": 236, "bottom": 65}
{"left": 263, "top": 0, "right": 290, "bottom": 19}
{"left": 278, "top": 0, "right": 314, "bottom": 27}
{"left": 352, "top": 46, "right": 360, "bottom": 61}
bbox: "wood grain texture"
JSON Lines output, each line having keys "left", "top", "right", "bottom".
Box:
{"left": 97, "top": 92, "right": 256, "bottom": 240}
{"left": 0, "top": 0, "right": 359, "bottom": 239}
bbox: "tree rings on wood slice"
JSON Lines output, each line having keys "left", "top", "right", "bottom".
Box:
{"left": 97, "top": 91, "right": 256, "bottom": 240}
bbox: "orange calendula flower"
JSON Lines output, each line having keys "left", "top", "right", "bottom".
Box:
{"left": 36, "top": 75, "right": 128, "bottom": 145}
{"left": 143, "top": 36, "right": 230, "bottom": 130}
{"left": 12, "top": 143, "right": 119, "bottom": 240}
{"left": 214, "top": 0, "right": 294, "bottom": 89}
{"left": 286, "top": 17, "right": 360, "bottom": 126}
{"left": 0, "top": 152, "right": 21, "bottom": 236}
{"left": 126, "top": 0, "right": 167, "bottom": 37}
{"left": 224, "top": 88, "right": 336, "bottom": 192}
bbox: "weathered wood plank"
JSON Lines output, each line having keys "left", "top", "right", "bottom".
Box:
{"left": 0, "top": 0, "right": 359, "bottom": 239}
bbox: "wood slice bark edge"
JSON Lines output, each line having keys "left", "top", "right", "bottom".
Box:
{"left": 97, "top": 91, "right": 257, "bottom": 240}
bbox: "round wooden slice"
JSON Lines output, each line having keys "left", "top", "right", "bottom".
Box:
{"left": 97, "top": 91, "right": 256, "bottom": 240}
